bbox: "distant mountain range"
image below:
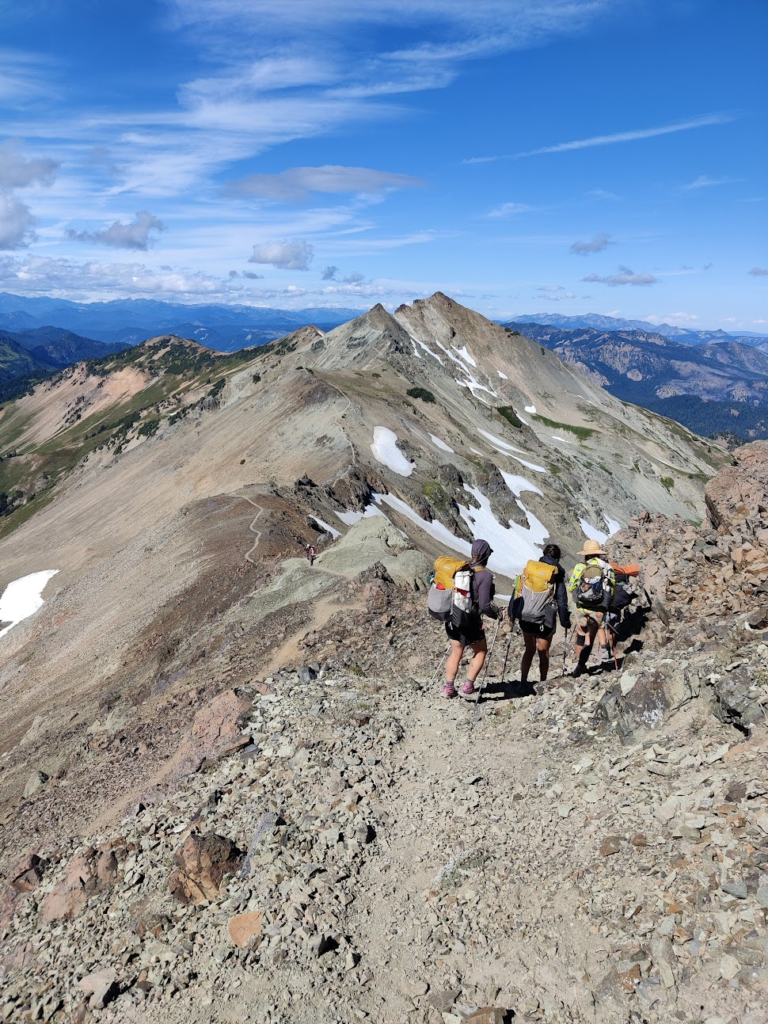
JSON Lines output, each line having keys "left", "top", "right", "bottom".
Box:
{"left": 0, "top": 293, "right": 362, "bottom": 352}
{"left": 506, "top": 320, "right": 768, "bottom": 440}
{"left": 510, "top": 311, "right": 768, "bottom": 347}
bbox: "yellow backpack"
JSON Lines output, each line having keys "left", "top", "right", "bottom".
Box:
{"left": 433, "top": 556, "right": 471, "bottom": 591}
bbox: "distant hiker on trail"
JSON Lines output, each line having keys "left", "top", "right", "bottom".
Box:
{"left": 509, "top": 543, "right": 570, "bottom": 686}
{"left": 567, "top": 539, "right": 616, "bottom": 677}
{"left": 305, "top": 544, "right": 316, "bottom": 566}
{"left": 440, "top": 539, "right": 504, "bottom": 699}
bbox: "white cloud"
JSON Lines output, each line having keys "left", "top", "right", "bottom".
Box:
{"left": 249, "top": 239, "right": 314, "bottom": 270}
{"left": 0, "top": 193, "right": 36, "bottom": 249}
{"left": 67, "top": 211, "right": 166, "bottom": 250}
{"left": 587, "top": 189, "right": 621, "bottom": 200}
{"left": 487, "top": 202, "right": 534, "bottom": 218}
{"left": 646, "top": 311, "right": 699, "bottom": 325}
{"left": 0, "top": 254, "right": 226, "bottom": 298}
{"left": 570, "top": 232, "right": 612, "bottom": 255}
{"left": 683, "top": 175, "right": 734, "bottom": 190}
{"left": 227, "top": 164, "right": 422, "bottom": 202}
{"left": 0, "top": 140, "right": 59, "bottom": 189}
{"left": 748, "top": 267, "right": 768, "bottom": 277}
{"left": 537, "top": 284, "right": 563, "bottom": 292}
{"left": 322, "top": 265, "right": 338, "bottom": 280}
{"left": 466, "top": 112, "right": 736, "bottom": 163}
{"left": 583, "top": 266, "right": 657, "bottom": 287}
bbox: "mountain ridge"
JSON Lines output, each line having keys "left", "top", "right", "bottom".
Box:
{"left": 509, "top": 311, "right": 768, "bottom": 346}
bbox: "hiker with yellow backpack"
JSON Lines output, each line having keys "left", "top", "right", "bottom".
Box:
{"left": 427, "top": 539, "right": 504, "bottom": 698}
{"left": 508, "top": 543, "right": 570, "bottom": 687}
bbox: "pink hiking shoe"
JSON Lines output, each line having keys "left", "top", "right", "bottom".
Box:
{"left": 459, "top": 680, "right": 475, "bottom": 697}
{"left": 441, "top": 682, "right": 457, "bottom": 698}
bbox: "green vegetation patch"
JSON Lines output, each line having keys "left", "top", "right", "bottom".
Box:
{"left": 533, "top": 414, "right": 596, "bottom": 441}
{"left": 496, "top": 406, "right": 522, "bottom": 429}
{"left": 406, "top": 386, "right": 436, "bottom": 403}
{"left": 660, "top": 476, "right": 675, "bottom": 492}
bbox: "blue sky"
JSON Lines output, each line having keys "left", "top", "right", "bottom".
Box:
{"left": 0, "top": 0, "right": 766, "bottom": 328}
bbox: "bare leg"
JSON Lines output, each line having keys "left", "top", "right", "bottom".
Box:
{"left": 537, "top": 636, "right": 552, "bottom": 681}
{"left": 520, "top": 631, "right": 536, "bottom": 682}
{"left": 445, "top": 639, "right": 465, "bottom": 683}
{"left": 466, "top": 638, "right": 487, "bottom": 682}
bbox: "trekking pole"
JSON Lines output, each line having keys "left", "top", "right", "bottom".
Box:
{"left": 500, "top": 634, "right": 512, "bottom": 687}
{"left": 562, "top": 627, "right": 568, "bottom": 677}
{"left": 474, "top": 618, "right": 500, "bottom": 715}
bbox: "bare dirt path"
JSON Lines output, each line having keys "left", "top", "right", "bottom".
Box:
{"left": 227, "top": 493, "right": 266, "bottom": 564}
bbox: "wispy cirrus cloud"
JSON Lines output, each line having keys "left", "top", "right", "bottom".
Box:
{"left": 465, "top": 112, "right": 737, "bottom": 164}
{"left": 227, "top": 165, "right": 423, "bottom": 202}
{"left": 67, "top": 211, "right": 166, "bottom": 250}
{"left": 486, "top": 202, "right": 534, "bottom": 219}
{"left": 570, "top": 232, "right": 612, "bottom": 255}
{"left": 683, "top": 174, "right": 735, "bottom": 190}
{"left": 583, "top": 265, "right": 657, "bottom": 286}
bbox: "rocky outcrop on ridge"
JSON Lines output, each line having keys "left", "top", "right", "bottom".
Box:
{"left": 1, "top": 445, "right": 767, "bottom": 1024}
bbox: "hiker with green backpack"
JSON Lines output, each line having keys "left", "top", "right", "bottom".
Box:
{"left": 426, "top": 539, "right": 504, "bottom": 699}
{"left": 508, "top": 543, "right": 570, "bottom": 686}
{"left": 567, "top": 539, "right": 616, "bottom": 677}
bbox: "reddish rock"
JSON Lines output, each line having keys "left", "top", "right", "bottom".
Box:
{"left": 174, "top": 689, "right": 252, "bottom": 778}
{"left": 9, "top": 851, "right": 48, "bottom": 893}
{"left": 95, "top": 850, "right": 119, "bottom": 889}
{"left": 168, "top": 832, "right": 243, "bottom": 905}
{"left": 191, "top": 689, "right": 252, "bottom": 747}
{"left": 228, "top": 911, "right": 263, "bottom": 948}
{"left": 600, "top": 836, "right": 622, "bottom": 857}
{"left": 40, "top": 845, "right": 121, "bottom": 923}
{"left": 41, "top": 850, "right": 95, "bottom": 923}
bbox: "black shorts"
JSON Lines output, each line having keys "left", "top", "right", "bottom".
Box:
{"left": 519, "top": 619, "right": 555, "bottom": 640}
{"left": 446, "top": 620, "right": 486, "bottom": 647}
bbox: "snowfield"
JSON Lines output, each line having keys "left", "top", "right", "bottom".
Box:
{"left": 459, "top": 486, "right": 548, "bottom": 577}
{"left": 429, "top": 433, "right": 454, "bottom": 453}
{"left": 499, "top": 471, "right": 543, "bottom": 497}
{"left": 579, "top": 518, "right": 608, "bottom": 545}
{"left": 0, "top": 570, "right": 59, "bottom": 640}
{"left": 579, "top": 514, "right": 623, "bottom": 545}
{"left": 335, "top": 506, "right": 384, "bottom": 526}
{"left": 370, "top": 426, "right": 414, "bottom": 477}
{"left": 524, "top": 404, "right": 536, "bottom": 414}
{"left": 310, "top": 516, "right": 341, "bottom": 539}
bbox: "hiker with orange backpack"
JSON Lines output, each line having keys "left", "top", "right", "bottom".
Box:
{"left": 509, "top": 543, "right": 570, "bottom": 686}
{"left": 427, "top": 539, "right": 504, "bottom": 699}
{"left": 567, "top": 539, "right": 616, "bottom": 677}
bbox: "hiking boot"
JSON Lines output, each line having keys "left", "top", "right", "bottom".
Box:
{"left": 459, "top": 680, "right": 475, "bottom": 698}
{"left": 441, "top": 682, "right": 457, "bottom": 698}
{"left": 599, "top": 645, "right": 612, "bottom": 662}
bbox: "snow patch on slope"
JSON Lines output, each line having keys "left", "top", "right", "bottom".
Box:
{"left": 0, "top": 570, "right": 59, "bottom": 640}
{"left": 370, "top": 426, "right": 413, "bottom": 477}
{"left": 454, "top": 345, "right": 476, "bottom": 367}
{"left": 310, "top": 516, "right": 341, "bottom": 539}
{"left": 524, "top": 404, "right": 537, "bottom": 414}
{"left": 500, "top": 471, "right": 543, "bottom": 497}
{"left": 429, "top": 434, "right": 454, "bottom": 453}
{"left": 579, "top": 518, "right": 608, "bottom": 544}
{"left": 459, "top": 486, "right": 548, "bottom": 577}
{"left": 498, "top": 371, "right": 509, "bottom": 380}
{"left": 336, "top": 506, "right": 384, "bottom": 526}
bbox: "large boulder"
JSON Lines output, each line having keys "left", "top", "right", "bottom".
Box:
{"left": 168, "top": 832, "right": 243, "bottom": 905}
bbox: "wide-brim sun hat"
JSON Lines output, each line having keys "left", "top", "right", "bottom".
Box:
{"left": 578, "top": 538, "right": 607, "bottom": 557}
